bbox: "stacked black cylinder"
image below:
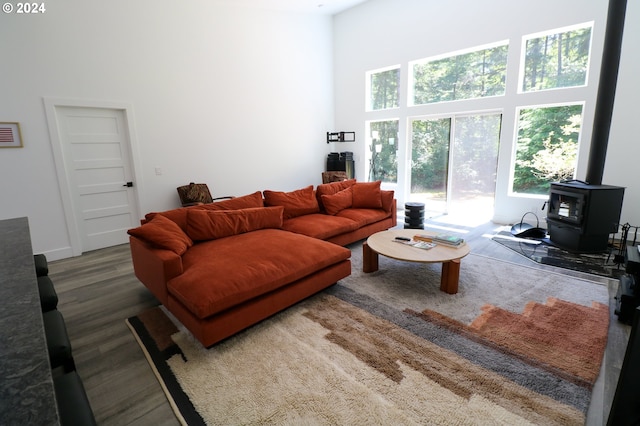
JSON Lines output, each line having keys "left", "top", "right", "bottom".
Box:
{"left": 404, "top": 202, "right": 425, "bottom": 229}
{"left": 326, "top": 152, "right": 354, "bottom": 179}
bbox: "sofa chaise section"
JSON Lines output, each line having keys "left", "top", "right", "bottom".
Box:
{"left": 167, "top": 229, "right": 350, "bottom": 347}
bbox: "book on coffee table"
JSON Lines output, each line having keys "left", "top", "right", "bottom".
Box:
{"left": 393, "top": 239, "right": 436, "bottom": 250}
{"left": 414, "top": 234, "right": 465, "bottom": 247}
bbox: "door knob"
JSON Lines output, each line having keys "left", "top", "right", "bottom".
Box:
{"left": 123, "top": 182, "right": 134, "bottom": 187}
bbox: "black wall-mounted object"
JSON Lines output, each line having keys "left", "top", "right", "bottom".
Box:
{"left": 327, "top": 132, "right": 355, "bottom": 143}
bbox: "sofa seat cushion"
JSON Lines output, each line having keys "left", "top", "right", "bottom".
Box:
{"left": 282, "top": 214, "right": 359, "bottom": 240}
{"left": 167, "top": 229, "right": 351, "bottom": 319}
{"left": 336, "top": 208, "right": 391, "bottom": 227}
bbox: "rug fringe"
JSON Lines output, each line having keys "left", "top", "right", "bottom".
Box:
{"left": 125, "top": 319, "right": 188, "bottom": 426}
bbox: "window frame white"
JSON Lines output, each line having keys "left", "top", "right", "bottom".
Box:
{"left": 507, "top": 101, "right": 586, "bottom": 198}
{"left": 365, "top": 64, "right": 401, "bottom": 112}
{"left": 408, "top": 40, "right": 510, "bottom": 107}
{"left": 517, "top": 21, "right": 594, "bottom": 95}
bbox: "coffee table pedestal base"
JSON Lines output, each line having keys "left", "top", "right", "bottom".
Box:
{"left": 362, "top": 242, "right": 378, "bottom": 273}
{"left": 362, "top": 242, "right": 461, "bottom": 294}
{"left": 440, "top": 259, "right": 460, "bottom": 294}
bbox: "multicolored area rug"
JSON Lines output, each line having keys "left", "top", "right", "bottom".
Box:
{"left": 127, "top": 247, "right": 612, "bottom": 425}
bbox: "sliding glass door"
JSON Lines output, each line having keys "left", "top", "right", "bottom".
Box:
{"left": 410, "top": 113, "right": 501, "bottom": 218}
{"left": 410, "top": 118, "right": 450, "bottom": 215}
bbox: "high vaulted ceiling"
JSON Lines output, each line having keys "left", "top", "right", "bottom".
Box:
{"left": 214, "top": 0, "right": 369, "bottom": 15}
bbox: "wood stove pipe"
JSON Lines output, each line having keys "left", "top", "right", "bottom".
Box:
{"left": 585, "top": 0, "right": 627, "bottom": 185}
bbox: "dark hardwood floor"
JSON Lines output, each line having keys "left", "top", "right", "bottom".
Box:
{"left": 49, "top": 244, "right": 180, "bottom": 425}
{"left": 48, "top": 219, "right": 630, "bottom": 425}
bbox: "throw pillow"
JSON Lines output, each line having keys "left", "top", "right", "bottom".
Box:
{"left": 316, "top": 179, "right": 356, "bottom": 211}
{"left": 127, "top": 214, "right": 193, "bottom": 255}
{"left": 186, "top": 206, "right": 284, "bottom": 241}
{"left": 263, "top": 185, "right": 320, "bottom": 219}
{"left": 352, "top": 180, "right": 383, "bottom": 209}
{"left": 321, "top": 187, "right": 353, "bottom": 215}
{"left": 316, "top": 179, "right": 356, "bottom": 198}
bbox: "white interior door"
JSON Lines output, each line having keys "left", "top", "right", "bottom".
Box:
{"left": 54, "top": 106, "right": 140, "bottom": 252}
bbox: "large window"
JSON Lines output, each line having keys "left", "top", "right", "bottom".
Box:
{"left": 367, "top": 67, "right": 400, "bottom": 111}
{"left": 367, "top": 120, "right": 398, "bottom": 183}
{"left": 521, "top": 24, "right": 592, "bottom": 92}
{"left": 410, "top": 42, "right": 508, "bottom": 105}
{"left": 410, "top": 114, "right": 501, "bottom": 215}
{"left": 512, "top": 104, "right": 583, "bottom": 195}
{"left": 364, "top": 22, "right": 594, "bottom": 210}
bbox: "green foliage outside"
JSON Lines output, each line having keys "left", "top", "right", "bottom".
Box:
{"left": 522, "top": 27, "right": 591, "bottom": 92}
{"left": 370, "top": 69, "right": 400, "bottom": 110}
{"left": 450, "top": 115, "right": 501, "bottom": 195}
{"left": 367, "top": 25, "right": 590, "bottom": 196}
{"left": 410, "top": 119, "right": 450, "bottom": 193}
{"left": 410, "top": 115, "right": 500, "bottom": 196}
{"left": 369, "top": 120, "right": 398, "bottom": 183}
{"left": 513, "top": 105, "right": 583, "bottom": 195}
{"left": 413, "top": 44, "right": 508, "bottom": 105}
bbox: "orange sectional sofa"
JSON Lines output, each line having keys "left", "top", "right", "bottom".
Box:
{"left": 128, "top": 179, "right": 395, "bottom": 347}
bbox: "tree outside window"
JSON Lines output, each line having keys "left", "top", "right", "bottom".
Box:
{"left": 411, "top": 118, "right": 450, "bottom": 195}
{"left": 512, "top": 104, "right": 583, "bottom": 195}
{"left": 368, "top": 67, "right": 400, "bottom": 111}
{"left": 522, "top": 25, "right": 592, "bottom": 92}
{"left": 411, "top": 43, "right": 508, "bottom": 105}
{"left": 368, "top": 120, "right": 398, "bottom": 183}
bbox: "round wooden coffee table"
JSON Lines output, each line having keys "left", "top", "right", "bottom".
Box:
{"left": 363, "top": 229, "right": 471, "bottom": 294}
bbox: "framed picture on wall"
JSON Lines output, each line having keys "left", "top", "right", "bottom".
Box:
{"left": 0, "top": 122, "right": 23, "bottom": 148}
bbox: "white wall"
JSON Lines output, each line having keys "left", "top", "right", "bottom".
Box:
{"left": 0, "top": 0, "right": 335, "bottom": 259}
{"left": 605, "top": 0, "right": 640, "bottom": 229}
{"left": 333, "top": 0, "right": 639, "bottom": 228}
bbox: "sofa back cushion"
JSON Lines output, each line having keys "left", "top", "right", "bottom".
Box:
{"left": 263, "top": 185, "right": 319, "bottom": 219}
{"left": 381, "top": 189, "right": 395, "bottom": 214}
{"left": 186, "top": 206, "right": 284, "bottom": 241}
{"left": 198, "top": 191, "right": 264, "bottom": 211}
{"left": 352, "top": 180, "right": 383, "bottom": 209}
{"left": 145, "top": 191, "right": 264, "bottom": 231}
{"left": 127, "top": 214, "right": 194, "bottom": 255}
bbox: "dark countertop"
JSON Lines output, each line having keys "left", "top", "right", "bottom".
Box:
{"left": 0, "top": 217, "right": 59, "bottom": 424}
